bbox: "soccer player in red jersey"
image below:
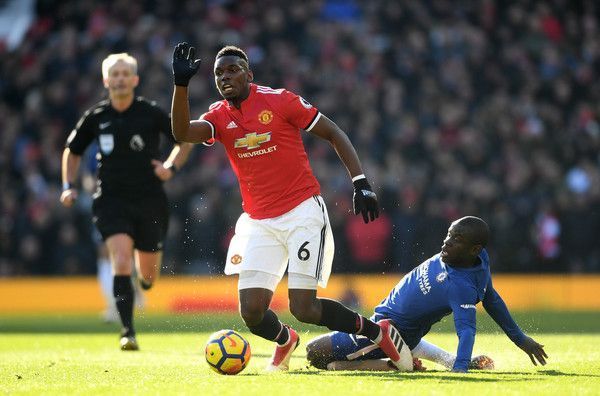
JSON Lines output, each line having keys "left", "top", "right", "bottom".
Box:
{"left": 171, "top": 42, "right": 407, "bottom": 371}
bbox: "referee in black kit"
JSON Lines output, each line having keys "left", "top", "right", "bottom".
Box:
{"left": 60, "top": 53, "right": 193, "bottom": 350}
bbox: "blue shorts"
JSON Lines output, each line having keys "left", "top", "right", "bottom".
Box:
{"left": 330, "top": 332, "right": 386, "bottom": 361}
{"left": 330, "top": 316, "right": 423, "bottom": 362}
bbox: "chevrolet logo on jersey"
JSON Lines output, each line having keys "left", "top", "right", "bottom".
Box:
{"left": 234, "top": 132, "right": 272, "bottom": 150}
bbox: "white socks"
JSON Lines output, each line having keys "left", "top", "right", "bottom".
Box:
{"left": 411, "top": 338, "right": 456, "bottom": 369}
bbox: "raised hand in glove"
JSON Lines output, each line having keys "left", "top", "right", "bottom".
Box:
{"left": 352, "top": 176, "right": 379, "bottom": 224}
{"left": 172, "top": 42, "right": 201, "bottom": 87}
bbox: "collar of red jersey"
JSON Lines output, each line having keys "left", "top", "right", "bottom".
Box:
{"left": 225, "top": 83, "right": 257, "bottom": 109}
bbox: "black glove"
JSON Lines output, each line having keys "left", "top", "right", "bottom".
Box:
{"left": 172, "top": 42, "right": 201, "bottom": 87}
{"left": 352, "top": 177, "right": 379, "bottom": 223}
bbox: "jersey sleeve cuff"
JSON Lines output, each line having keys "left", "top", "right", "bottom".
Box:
{"left": 352, "top": 174, "right": 366, "bottom": 182}
{"left": 304, "top": 112, "right": 322, "bottom": 132}
{"left": 199, "top": 119, "right": 216, "bottom": 146}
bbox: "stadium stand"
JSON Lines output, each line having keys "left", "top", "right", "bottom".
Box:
{"left": 1, "top": 0, "right": 600, "bottom": 276}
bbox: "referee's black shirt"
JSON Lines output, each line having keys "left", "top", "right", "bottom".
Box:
{"left": 66, "top": 97, "right": 175, "bottom": 197}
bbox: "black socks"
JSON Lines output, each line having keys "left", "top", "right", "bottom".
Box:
{"left": 356, "top": 315, "right": 381, "bottom": 342}
{"left": 247, "top": 309, "right": 289, "bottom": 345}
{"left": 318, "top": 298, "right": 380, "bottom": 341}
{"left": 113, "top": 275, "right": 135, "bottom": 337}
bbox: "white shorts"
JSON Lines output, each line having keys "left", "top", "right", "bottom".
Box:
{"left": 225, "top": 195, "right": 334, "bottom": 289}
{"left": 238, "top": 271, "right": 319, "bottom": 292}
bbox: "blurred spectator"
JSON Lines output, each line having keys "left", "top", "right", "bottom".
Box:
{"left": 534, "top": 204, "right": 561, "bottom": 270}
{"left": 345, "top": 211, "right": 393, "bottom": 272}
{"left": 2, "top": 0, "right": 600, "bottom": 275}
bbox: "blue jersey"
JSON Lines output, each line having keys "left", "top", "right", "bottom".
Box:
{"left": 373, "top": 249, "right": 527, "bottom": 371}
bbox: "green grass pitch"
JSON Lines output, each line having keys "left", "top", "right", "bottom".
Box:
{"left": 1, "top": 312, "right": 599, "bottom": 395}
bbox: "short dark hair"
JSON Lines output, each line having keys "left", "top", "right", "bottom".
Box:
{"left": 455, "top": 216, "right": 489, "bottom": 247}
{"left": 216, "top": 46, "right": 249, "bottom": 64}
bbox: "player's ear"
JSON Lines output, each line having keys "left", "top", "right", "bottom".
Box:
{"left": 247, "top": 69, "right": 253, "bottom": 83}
{"left": 470, "top": 244, "right": 482, "bottom": 256}
{"left": 103, "top": 78, "right": 110, "bottom": 89}
{"left": 132, "top": 75, "right": 140, "bottom": 88}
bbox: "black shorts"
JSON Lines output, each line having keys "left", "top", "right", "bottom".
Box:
{"left": 92, "top": 190, "right": 169, "bottom": 252}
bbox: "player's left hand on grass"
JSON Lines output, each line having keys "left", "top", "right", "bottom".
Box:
{"left": 517, "top": 336, "right": 548, "bottom": 366}
{"left": 352, "top": 177, "right": 379, "bottom": 223}
{"left": 469, "top": 355, "right": 495, "bottom": 370}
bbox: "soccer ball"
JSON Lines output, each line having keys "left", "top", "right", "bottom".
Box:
{"left": 205, "top": 329, "right": 251, "bottom": 375}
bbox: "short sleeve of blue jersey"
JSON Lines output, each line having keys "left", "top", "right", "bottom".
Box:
{"left": 449, "top": 282, "right": 478, "bottom": 371}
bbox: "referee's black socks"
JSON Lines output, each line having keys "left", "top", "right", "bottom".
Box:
{"left": 113, "top": 275, "right": 135, "bottom": 337}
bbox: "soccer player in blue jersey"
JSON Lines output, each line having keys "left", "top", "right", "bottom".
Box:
{"left": 306, "top": 216, "right": 548, "bottom": 372}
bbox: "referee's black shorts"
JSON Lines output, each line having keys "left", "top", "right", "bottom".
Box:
{"left": 92, "top": 189, "right": 169, "bottom": 252}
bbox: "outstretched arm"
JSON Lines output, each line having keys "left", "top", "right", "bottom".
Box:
{"left": 482, "top": 280, "right": 548, "bottom": 366}
{"left": 308, "top": 115, "right": 364, "bottom": 178}
{"left": 451, "top": 302, "right": 477, "bottom": 372}
{"left": 171, "top": 87, "right": 213, "bottom": 144}
{"left": 171, "top": 42, "right": 213, "bottom": 144}
{"left": 309, "top": 116, "right": 379, "bottom": 223}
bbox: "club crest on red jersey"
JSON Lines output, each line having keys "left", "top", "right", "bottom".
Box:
{"left": 258, "top": 110, "right": 273, "bottom": 125}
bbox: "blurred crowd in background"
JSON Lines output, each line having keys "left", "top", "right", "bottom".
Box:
{"left": 1, "top": 0, "right": 600, "bottom": 277}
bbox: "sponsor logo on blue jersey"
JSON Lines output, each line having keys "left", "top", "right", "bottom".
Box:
{"left": 417, "top": 262, "right": 431, "bottom": 295}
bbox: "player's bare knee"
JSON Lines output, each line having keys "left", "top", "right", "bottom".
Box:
{"left": 112, "top": 257, "right": 132, "bottom": 274}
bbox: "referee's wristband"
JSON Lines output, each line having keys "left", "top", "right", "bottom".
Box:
{"left": 62, "top": 182, "right": 73, "bottom": 191}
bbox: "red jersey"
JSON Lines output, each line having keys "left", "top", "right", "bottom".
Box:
{"left": 200, "top": 84, "right": 321, "bottom": 219}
